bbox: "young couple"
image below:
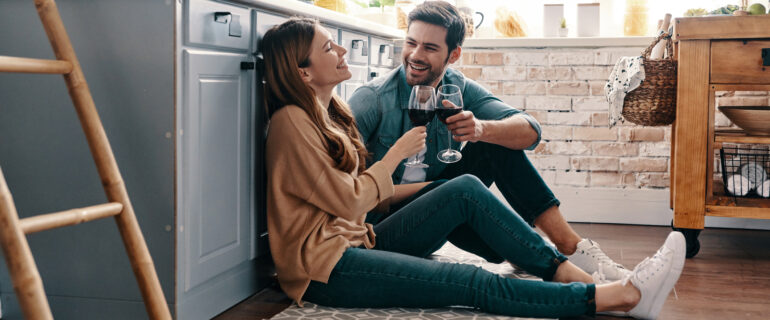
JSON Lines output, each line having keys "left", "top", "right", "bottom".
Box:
{"left": 263, "top": 1, "right": 685, "bottom": 318}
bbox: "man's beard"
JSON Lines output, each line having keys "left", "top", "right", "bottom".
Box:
{"left": 404, "top": 58, "right": 444, "bottom": 87}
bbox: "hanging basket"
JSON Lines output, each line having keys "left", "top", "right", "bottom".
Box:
{"left": 622, "top": 33, "right": 677, "bottom": 126}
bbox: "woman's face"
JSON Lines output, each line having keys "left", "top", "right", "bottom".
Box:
{"left": 302, "top": 25, "right": 351, "bottom": 89}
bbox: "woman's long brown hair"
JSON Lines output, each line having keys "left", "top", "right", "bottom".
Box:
{"left": 262, "top": 17, "right": 367, "bottom": 174}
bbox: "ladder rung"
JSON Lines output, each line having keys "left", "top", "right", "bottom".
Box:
{"left": 0, "top": 55, "right": 73, "bottom": 74}
{"left": 19, "top": 202, "right": 123, "bottom": 235}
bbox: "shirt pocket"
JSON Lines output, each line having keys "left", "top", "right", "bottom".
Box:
{"left": 376, "top": 136, "right": 396, "bottom": 155}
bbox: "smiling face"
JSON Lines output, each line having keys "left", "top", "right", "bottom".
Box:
{"left": 300, "top": 25, "right": 351, "bottom": 90}
{"left": 402, "top": 21, "right": 461, "bottom": 87}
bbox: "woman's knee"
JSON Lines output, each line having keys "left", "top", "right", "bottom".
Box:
{"left": 452, "top": 174, "right": 489, "bottom": 193}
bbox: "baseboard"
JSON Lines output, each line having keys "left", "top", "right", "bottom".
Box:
{"left": 489, "top": 185, "right": 770, "bottom": 230}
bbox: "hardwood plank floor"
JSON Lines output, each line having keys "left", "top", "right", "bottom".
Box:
{"left": 215, "top": 223, "right": 770, "bottom": 319}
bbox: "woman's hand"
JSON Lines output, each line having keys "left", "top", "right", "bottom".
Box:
{"left": 379, "top": 126, "right": 427, "bottom": 174}
{"left": 390, "top": 126, "right": 427, "bottom": 160}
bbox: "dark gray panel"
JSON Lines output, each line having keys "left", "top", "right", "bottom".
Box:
{"left": 0, "top": 0, "right": 175, "bottom": 318}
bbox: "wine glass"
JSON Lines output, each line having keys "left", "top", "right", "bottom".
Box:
{"left": 436, "top": 84, "right": 463, "bottom": 163}
{"left": 404, "top": 85, "right": 435, "bottom": 168}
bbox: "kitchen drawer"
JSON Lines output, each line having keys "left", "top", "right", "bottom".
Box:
{"left": 370, "top": 37, "right": 394, "bottom": 67}
{"left": 710, "top": 40, "right": 770, "bottom": 84}
{"left": 341, "top": 30, "right": 369, "bottom": 65}
{"left": 186, "top": 0, "right": 251, "bottom": 50}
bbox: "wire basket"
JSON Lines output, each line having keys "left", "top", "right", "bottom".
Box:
{"left": 719, "top": 145, "right": 770, "bottom": 198}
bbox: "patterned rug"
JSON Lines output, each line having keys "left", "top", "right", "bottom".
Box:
{"left": 271, "top": 243, "right": 554, "bottom": 320}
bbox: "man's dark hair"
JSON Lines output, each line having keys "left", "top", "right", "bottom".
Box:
{"left": 407, "top": 1, "right": 466, "bottom": 55}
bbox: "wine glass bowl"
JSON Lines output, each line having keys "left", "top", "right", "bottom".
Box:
{"left": 436, "top": 84, "right": 463, "bottom": 163}
{"left": 404, "top": 85, "right": 435, "bottom": 168}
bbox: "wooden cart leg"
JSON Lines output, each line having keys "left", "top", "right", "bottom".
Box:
{"left": 0, "top": 168, "right": 54, "bottom": 320}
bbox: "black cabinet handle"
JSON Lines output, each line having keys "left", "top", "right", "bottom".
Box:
{"left": 214, "top": 12, "right": 231, "bottom": 23}
{"left": 762, "top": 48, "right": 770, "bottom": 67}
{"left": 241, "top": 62, "right": 255, "bottom": 70}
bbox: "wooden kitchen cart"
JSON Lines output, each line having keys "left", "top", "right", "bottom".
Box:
{"left": 670, "top": 15, "right": 770, "bottom": 257}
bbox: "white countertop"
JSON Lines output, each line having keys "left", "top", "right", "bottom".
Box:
{"left": 232, "top": 0, "right": 405, "bottom": 39}
{"left": 463, "top": 36, "right": 654, "bottom": 48}
{"left": 234, "top": 0, "right": 654, "bottom": 48}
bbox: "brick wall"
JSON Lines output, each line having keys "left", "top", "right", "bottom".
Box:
{"left": 454, "top": 48, "right": 770, "bottom": 190}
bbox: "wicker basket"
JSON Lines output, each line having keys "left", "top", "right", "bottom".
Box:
{"left": 622, "top": 33, "right": 677, "bottom": 126}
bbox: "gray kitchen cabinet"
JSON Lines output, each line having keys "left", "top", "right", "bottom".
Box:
{"left": 0, "top": 0, "right": 268, "bottom": 319}
{"left": 0, "top": 0, "right": 397, "bottom": 318}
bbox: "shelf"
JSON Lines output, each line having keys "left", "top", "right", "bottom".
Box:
{"left": 715, "top": 129, "right": 770, "bottom": 145}
{"left": 708, "top": 179, "right": 770, "bottom": 219}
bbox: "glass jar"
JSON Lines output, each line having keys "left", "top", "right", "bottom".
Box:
{"left": 395, "top": 0, "right": 415, "bottom": 30}
{"left": 623, "top": 0, "right": 648, "bottom": 36}
{"left": 314, "top": 0, "right": 347, "bottom": 14}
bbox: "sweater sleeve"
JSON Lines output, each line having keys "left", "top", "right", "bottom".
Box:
{"left": 268, "top": 106, "right": 395, "bottom": 221}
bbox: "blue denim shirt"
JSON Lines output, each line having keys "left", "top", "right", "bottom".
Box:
{"left": 348, "top": 65, "right": 542, "bottom": 184}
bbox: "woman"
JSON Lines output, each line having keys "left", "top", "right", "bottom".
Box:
{"left": 263, "top": 17, "right": 685, "bottom": 319}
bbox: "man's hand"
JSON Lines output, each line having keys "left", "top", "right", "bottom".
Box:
{"left": 445, "top": 109, "right": 484, "bottom": 143}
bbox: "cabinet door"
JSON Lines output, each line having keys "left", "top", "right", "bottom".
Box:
{"left": 179, "top": 49, "right": 256, "bottom": 319}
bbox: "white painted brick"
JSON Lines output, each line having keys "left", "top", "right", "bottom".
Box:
{"left": 590, "top": 81, "right": 608, "bottom": 96}
{"left": 591, "top": 112, "right": 609, "bottom": 126}
{"left": 526, "top": 96, "right": 572, "bottom": 111}
{"left": 572, "top": 97, "right": 609, "bottom": 111}
{"left": 619, "top": 158, "right": 669, "bottom": 172}
{"left": 573, "top": 66, "right": 614, "bottom": 80}
{"left": 530, "top": 155, "right": 571, "bottom": 170}
{"left": 527, "top": 67, "right": 573, "bottom": 80}
{"left": 541, "top": 125, "right": 573, "bottom": 140}
{"left": 544, "top": 141, "right": 591, "bottom": 155}
{"left": 594, "top": 48, "right": 646, "bottom": 65}
{"left": 477, "top": 81, "right": 502, "bottom": 95}
{"left": 546, "top": 112, "right": 592, "bottom": 126}
{"left": 503, "top": 82, "right": 547, "bottom": 95}
{"left": 638, "top": 142, "right": 671, "bottom": 157}
{"left": 481, "top": 66, "right": 527, "bottom": 81}
{"left": 571, "top": 156, "right": 619, "bottom": 171}
{"left": 527, "top": 110, "right": 548, "bottom": 124}
{"left": 573, "top": 127, "right": 618, "bottom": 141}
{"left": 554, "top": 171, "right": 590, "bottom": 186}
{"left": 637, "top": 172, "right": 670, "bottom": 188}
{"left": 549, "top": 51, "right": 594, "bottom": 65}
{"left": 499, "top": 95, "right": 526, "bottom": 108}
{"left": 547, "top": 81, "right": 590, "bottom": 96}
{"left": 503, "top": 51, "right": 549, "bottom": 66}
{"left": 591, "top": 142, "right": 639, "bottom": 157}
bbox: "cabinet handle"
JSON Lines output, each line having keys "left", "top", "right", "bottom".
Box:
{"left": 241, "top": 62, "right": 255, "bottom": 70}
{"left": 370, "top": 71, "right": 378, "bottom": 78}
{"left": 762, "top": 48, "right": 770, "bottom": 67}
{"left": 214, "top": 12, "right": 231, "bottom": 23}
{"left": 352, "top": 40, "right": 368, "bottom": 56}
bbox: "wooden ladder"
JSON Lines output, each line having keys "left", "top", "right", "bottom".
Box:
{"left": 0, "top": 0, "right": 172, "bottom": 319}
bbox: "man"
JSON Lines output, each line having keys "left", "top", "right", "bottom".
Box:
{"left": 348, "top": 1, "right": 628, "bottom": 280}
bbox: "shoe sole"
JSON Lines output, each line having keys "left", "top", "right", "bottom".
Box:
{"left": 644, "top": 232, "right": 686, "bottom": 319}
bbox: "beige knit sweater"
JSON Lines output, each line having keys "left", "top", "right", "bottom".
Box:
{"left": 265, "top": 105, "right": 395, "bottom": 304}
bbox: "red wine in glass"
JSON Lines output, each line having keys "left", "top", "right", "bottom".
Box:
{"left": 409, "top": 109, "right": 436, "bottom": 126}
{"left": 436, "top": 107, "right": 462, "bottom": 124}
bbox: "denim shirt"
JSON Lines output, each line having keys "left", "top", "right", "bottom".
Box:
{"left": 348, "top": 66, "right": 542, "bottom": 184}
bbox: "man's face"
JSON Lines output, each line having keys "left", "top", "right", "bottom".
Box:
{"left": 402, "top": 21, "right": 459, "bottom": 87}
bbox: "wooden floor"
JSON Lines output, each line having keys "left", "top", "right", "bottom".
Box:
{"left": 214, "top": 223, "right": 770, "bottom": 320}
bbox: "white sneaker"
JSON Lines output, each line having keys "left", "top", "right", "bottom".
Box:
{"left": 568, "top": 238, "right": 630, "bottom": 281}
{"left": 626, "top": 231, "right": 686, "bottom": 320}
